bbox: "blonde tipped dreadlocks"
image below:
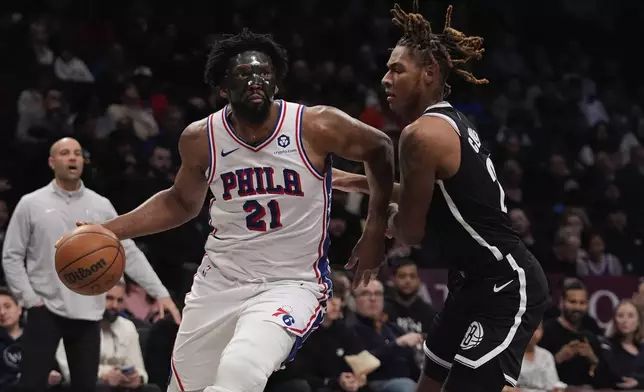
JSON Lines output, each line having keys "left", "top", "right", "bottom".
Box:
{"left": 391, "top": 1, "right": 488, "bottom": 97}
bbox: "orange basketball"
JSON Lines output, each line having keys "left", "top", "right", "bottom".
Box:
{"left": 55, "top": 224, "right": 125, "bottom": 296}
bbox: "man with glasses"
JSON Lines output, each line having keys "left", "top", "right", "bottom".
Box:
{"left": 351, "top": 279, "right": 422, "bottom": 392}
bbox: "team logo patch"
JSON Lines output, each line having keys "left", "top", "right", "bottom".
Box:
{"left": 460, "top": 321, "right": 484, "bottom": 350}
{"left": 277, "top": 135, "right": 290, "bottom": 148}
{"left": 272, "top": 306, "right": 295, "bottom": 326}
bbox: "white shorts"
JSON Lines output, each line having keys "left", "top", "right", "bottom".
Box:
{"left": 170, "top": 256, "right": 327, "bottom": 391}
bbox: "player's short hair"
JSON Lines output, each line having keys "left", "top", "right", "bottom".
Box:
{"left": 204, "top": 28, "right": 289, "bottom": 89}
{"left": 390, "top": 1, "right": 488, "bottom": 97}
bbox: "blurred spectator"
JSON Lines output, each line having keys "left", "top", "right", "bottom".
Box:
{"left": 53, "top": 46, "right": 95, "bottom": 84}
{"left": 617, "top": 145, "right": 644, "bottom": 219}
{"left": 578, "top": 122, "right": 619, "bottom": 168}
{"left": 620, "top": 118, "right": 644, "bottom": 166}
{"left": 384, "top": 259, "right": 435, "bottom": 336}
{"left": 0, "top": 287, "right": 62, "bottom": 390}
{"left": 601, "top": 300, "right": 644, "bottom": 390}
{"left": 539, "top": 278, "right": 612, "bottom": 388}
{"left": 514, "top": 322, "right": 566, "bottom": 392}
{"left": 547, "top": 228, "right": 581, "bottom": 275}
{"left": 106, "top": 82, "right": 159, "bottom": 141}
{"left": 576, "top": 232, "right": 623, "bottom": 277}
{"left": 508, "top": 208, "right": 548, "bottom": 263}
{"left": 603, "top": 210, "right": 643, "bottom": 275}
{"left": 15, "top": 87, "right": 72, "bottom": 143}
{"left": 352, "top": 280, "right": 420, "bottom": 392}
{"left": 55, "top": 283, "right": 161, "bottom": 391}
{"left": 500, "top": 159, "right": 524, "bottom": 210}
{"left": 384, "top": 259, "right": 434, "bottom": 369}
{"left": 27, "top": 20, "right": 53, "bottom": 66}
{"left": 560, "top": 208, "right": 590, "bottom": 239}
{"left": 632, "top": 281, "right": 644, "bottom": 316}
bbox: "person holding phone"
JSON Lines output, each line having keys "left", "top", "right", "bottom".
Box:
{"left": 55, "top": 282, "right": 161, "bottom": 391}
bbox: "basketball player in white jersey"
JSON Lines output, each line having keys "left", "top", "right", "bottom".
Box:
{"left": 66, "top": 29, "right": 394, "bottom": 392}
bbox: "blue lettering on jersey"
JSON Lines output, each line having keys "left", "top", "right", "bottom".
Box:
{"left": 221, "top": 167, "right": 304, "bottom": 200}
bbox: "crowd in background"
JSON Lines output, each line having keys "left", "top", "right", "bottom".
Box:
{"left": 0, "top": 0, "right": 644, "bottom": 391}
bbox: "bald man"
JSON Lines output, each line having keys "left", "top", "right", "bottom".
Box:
{"left": 2, "top": 138, "right": 178, "bottom": 392}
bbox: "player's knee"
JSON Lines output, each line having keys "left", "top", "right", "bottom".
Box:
{"left": 215, "top": 322, "right": 295, "bottom": 390}
{"left": 215, "top": 351, "right": 271, "bottom": 391}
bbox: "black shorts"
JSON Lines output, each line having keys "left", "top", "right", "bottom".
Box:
{"left": 423, "top": 245, "right": 550, "bottom": 392}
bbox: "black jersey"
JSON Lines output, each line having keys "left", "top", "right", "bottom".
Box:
{"left": 422, "top": 102, "right": 520, "bottom": 274}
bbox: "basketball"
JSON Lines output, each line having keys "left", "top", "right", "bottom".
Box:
{"left": 55, "top": 225, "right": 125, "bottom": 296}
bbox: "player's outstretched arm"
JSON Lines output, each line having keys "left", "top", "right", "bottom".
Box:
{"left": 102, "top": 123, "right": 210, "bottom": 240}
{"left": 306, "top": 106, "right": 394, "bottom": 286}
{"left": 389, "top": 117, "right": 459, "bottom": 245}
{"left": 332, "top": 168, "right": 401, "bottom": 203}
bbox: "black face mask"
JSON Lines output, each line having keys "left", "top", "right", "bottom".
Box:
{"left": 103, "top": 309, "right": 119, "bottom": 323}
{"left": 224, "top": 51, "right": 276, "bottom": 125}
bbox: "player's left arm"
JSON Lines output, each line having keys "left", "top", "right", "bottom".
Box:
{"left": 307, "top": 106, "right": 395, "bottom": 227}
{"left": 332, "top": 168, "right": 402, "bottom": 203}
{"left": 390, "top": 117, "right": 457, "bottom": 245}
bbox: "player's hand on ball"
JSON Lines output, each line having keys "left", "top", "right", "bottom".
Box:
{"left": 345, "top": 221, "right": 386, "bottom": 289}
{"left": 54, "top": 221, "right": 91, "bottom": 248}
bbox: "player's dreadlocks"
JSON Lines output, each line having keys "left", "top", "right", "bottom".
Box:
{"left": 204, "top": 28, "right": 289, "bottom": 88}
{"left": 391, "top": 0, "right": 488, "bottom": 97}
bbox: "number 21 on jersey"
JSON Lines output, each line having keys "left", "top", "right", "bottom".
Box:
{"left": 244, "top": 199, "right": 283, "bottom": 231}
{"left": 467, "top": 128, "right": 508, "bottom": 213}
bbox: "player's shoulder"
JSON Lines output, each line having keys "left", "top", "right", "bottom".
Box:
{"left": 183, "top": 116, "right": 211, "bottom": 138}
{"left": 301, "top": 105, "right": 362, "bottom": 140}
{"left": 304, "top": 105, "right": 349, "bottom": 120}
{"left": 179, "top": 116, "right": 212, "bottom": 151}
{"left": 401, "top": 115, "right": 454, "bottom": 148}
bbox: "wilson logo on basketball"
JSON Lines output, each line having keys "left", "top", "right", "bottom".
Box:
{"left": 63, "top": 258, "right": 108, "bottom": 284}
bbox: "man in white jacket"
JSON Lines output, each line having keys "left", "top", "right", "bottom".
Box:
{"left": 56, "top": 282, "right": 161, "bottom": 391}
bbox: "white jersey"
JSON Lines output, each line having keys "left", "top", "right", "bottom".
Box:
{"left": 203, "top": 100, "right": 332, "bottom": 295}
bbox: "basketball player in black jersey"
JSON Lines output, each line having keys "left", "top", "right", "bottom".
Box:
{"left": 334, "top": 2, "right": 549, "bottom": 392}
